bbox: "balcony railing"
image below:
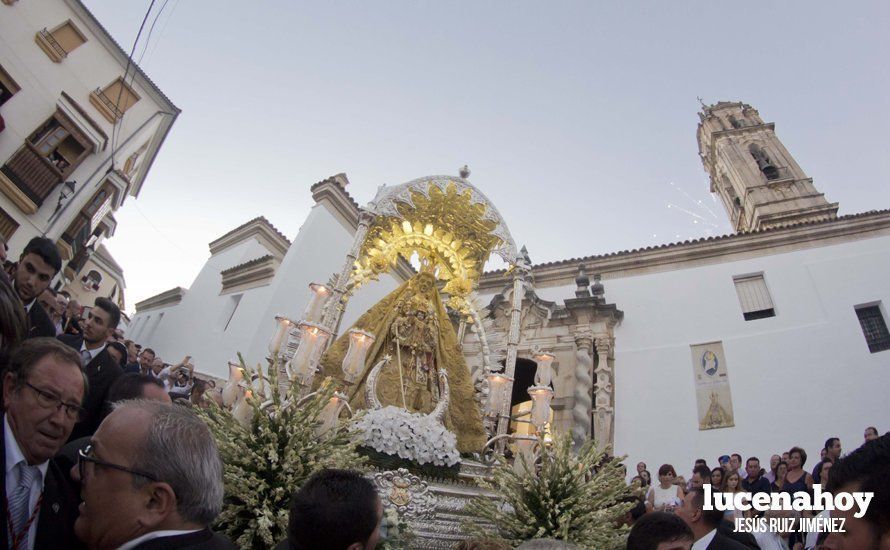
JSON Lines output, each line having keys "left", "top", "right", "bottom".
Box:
{"left": 91, "top": 88, "right": 125, "bottom": 121}
{"left": 38, "top": 28, "right": 68, "bottom": 60}
{"left": 0, "top": 145, "right": 63, "bottom": 207}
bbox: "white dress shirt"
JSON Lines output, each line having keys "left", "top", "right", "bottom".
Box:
{"left": 117, "top": 529, "right": 201, "bottom": 549}
{"left": 80, "top": 342, "right": 103, "bottom": 363}
{"left": 692, "top": 528, "right": 717, "bottom": 550}
{"left": 5, "top": 414, "right": 50, "bottom": 550}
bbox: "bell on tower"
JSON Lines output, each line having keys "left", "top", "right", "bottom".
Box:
{"left": 696, "top": 101, "right": 838, "bottom": 232}
{"left": 749, "top": 144, "right": 779, "bottom": 180}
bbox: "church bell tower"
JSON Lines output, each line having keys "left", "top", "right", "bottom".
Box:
{"left": 696, "top": 101, "right": 838, "bottom": 232}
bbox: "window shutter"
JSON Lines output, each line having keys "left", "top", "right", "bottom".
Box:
{"left": 734, "top": 275, "right": 774, "bottom": 314}
{"left": 51, "top": 22, "right": 86, "bottom": 54}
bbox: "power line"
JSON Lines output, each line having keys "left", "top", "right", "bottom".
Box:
{"left": 109, "top": 0, "right": 158, "bottom": 171}
{"left": 142, "top": 0, "right": 181, "bottom": 68}
{"left": 137, "top": 0, "right": 171, "bottom": 66}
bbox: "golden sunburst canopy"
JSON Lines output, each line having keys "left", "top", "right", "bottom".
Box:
{"left": 352, "top": 176, "right": 518, "bottom": 313}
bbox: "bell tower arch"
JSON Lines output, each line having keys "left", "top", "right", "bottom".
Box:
{"left": 696, "top": 101, "right": 838, "bottom": 232}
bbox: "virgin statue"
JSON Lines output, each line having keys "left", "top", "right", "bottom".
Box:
{"left": 319, "top": 272, "right": 486, "bottom": 452}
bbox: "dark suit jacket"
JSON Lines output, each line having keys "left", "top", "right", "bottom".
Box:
{"left": 706, "top": 529, "right": 756, "bottom": 550}
{"left": 1, "top": 412, "right": 86, "bottom": 549}
{"left": 57, "top": 334, "right": 123, "bottom": 441}
{"left": 129, "top": 528, "right": 236, "bottom": 549}
{"left": 26, "top": 300, "right": 57, "bottom": 339}
{"left": 715, "top": 520, "right": 760, "bottom": 549}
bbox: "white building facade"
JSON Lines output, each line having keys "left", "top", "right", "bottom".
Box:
{"left": 0, "top": 0, "right": 178, "bottom": 285}
{"left": 129, "top": 104, "right": 890, "bottom": 472}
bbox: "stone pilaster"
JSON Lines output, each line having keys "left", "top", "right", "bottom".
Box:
{"left": 571, "top": 327, "right": 594, "bottom": 450}
{"left": 593, "top": 335, "right": 615, "bottom": 451}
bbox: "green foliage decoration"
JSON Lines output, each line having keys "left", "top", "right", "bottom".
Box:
{"left": 464, "top": 434, "right": 633, "bottom": 549}
{"left": 195, "top": 354, "right": 366, "bottom": 548}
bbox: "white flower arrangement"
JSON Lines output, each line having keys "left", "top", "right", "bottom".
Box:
{"left": 354, "top": 406, "right": 461, "bottom": 467}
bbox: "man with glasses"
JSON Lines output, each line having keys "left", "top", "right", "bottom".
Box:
{"left": 72, "top": 399, "right": 233, "bottom": 549}
{"left": 58, "top": 297, "right": 123, "bottom": 441}
{"left": 2, "top": 337, "right": 86, "bottom": 549}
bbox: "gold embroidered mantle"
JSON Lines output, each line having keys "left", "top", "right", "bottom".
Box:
{"left": 320, "top": 273, "right": 486, "bottom": 452}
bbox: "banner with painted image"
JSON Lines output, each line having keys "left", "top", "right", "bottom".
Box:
{"left": 690, "top": 341, "right": 735, "bottom": 430}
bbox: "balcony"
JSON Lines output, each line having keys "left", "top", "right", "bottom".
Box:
{"left": 35, "top": 28, "right": 68, "bottom": 63}
{"left": 0, "top": 145, "right": 63, "bottom": 210}
{"left": 89, "top": 88, "right": 125, "bottom": 123}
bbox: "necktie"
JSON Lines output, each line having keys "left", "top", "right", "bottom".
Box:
{"left": 81, "top": 348, "right": 92, "bottom": 367}
{"left": 8, "top": 462, "right": 40, "bottom": 549}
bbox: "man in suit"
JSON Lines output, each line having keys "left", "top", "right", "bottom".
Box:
{"left": 277, "top": 469, "right": 383, "bottom": 550}
{"left": 676, "top": 487, "right": 755, "bottom": 549}
{"left": 11, "top": 237, "right": 62, "bottom": 340}
{"left": 2, "top": 337, "right": 87, "bottom": 549}
{"left": 626, "top": 511, "right": 694, "bottom": 550}
{"left": 58, "top": 297, "right": 123, "bottom": 441}
{"left": 827, "top": 433, "right": 890, "bottom": 550}
{"left": 73, "top": 400, "right": 234, "bottom": 549}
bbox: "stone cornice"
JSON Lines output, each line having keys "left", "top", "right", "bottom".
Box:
{"left": 309, "top": 173, "right": 416, "bottom": 282}
{"left": 135, "top": 286, "right": 186, "bottom": 313}
{"left": 220, "top": 254, "right": 280, "bottom": 294}
{"left": 311, "top": 173, "right": 360, "bottom": 229}
{"left": 479, "top": 209, "right": 890, "bottom": 291}
{"left": 208, "top": 216, "right": 290, "bottom": 259}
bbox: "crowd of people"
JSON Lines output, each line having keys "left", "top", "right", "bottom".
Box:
{"left": 1, "top": 235, "right": 887, "bottom": 549}
{"left": 625, "top": 430, "right": 888, "bottom": 550}
{"left": 0, "top": 237, "right": 388, "bottom": 549}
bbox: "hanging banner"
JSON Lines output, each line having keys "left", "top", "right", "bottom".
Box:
{"left": 690, "top": 341, "right": 735, "bottom": 430}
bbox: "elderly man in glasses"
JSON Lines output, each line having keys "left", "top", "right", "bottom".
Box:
{"left": 72, "top": 399, "right": 234, "bottom": 549}
{"left": 2, "top": 337, "right": 87, "bottom": 549}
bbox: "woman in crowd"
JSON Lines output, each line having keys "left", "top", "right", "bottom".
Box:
{"left": 189, "top": 378, "right": 213, "bottom": 408}
{"left": 710, "top": 466, "right": 725, "bottom": 491}
{"left": 722, "top": 472, "right": 745, "bottom": 520}
{"left": 639, "top": 469, "right": 652, "bottom": 488}
{"left": 784, "top": 446, "right": 813, "bottom": 496}
{"left": 771, "top": 460, "right": 788, "bottom": 493}
{"left": 646, "top": 464, "right": 684, "bottom": 512}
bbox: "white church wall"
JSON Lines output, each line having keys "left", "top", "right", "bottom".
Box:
{"left": 237, "top": 200, "right": 402, "bottom": 378}
{"left": 129, "top": 237, "right": 272, "bottom": 374}
{"left": 606, "top": 234, "right": 890, "bottom": 477}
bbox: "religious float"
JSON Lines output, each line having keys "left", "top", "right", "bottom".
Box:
{"left": 202, "top": 171, "right": 629, "bottom": 548}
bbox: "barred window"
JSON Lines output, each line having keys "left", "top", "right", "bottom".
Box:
{"left": 855, "top": 305, "right": 890, "bottom": 354}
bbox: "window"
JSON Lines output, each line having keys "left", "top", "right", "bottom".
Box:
{"left": 0, "top": 64, "right": 20, "bottom": 107}
{"left": 90, "top": 78, "right": 140, "bottom": 123}
{"left": 0, "top": 206, "right": 18, "bottom": 240}
{"left": 29, "top": 116, "right": 88, "bottom": 175}
{"left": 221, "top": 294, "right": 243, "bottom": 331}
{"left": 1, "top": 110, "right": 92, "bottom": 207}
{"left": 855, "top": 304, "right": 890, "bottom": 353}
{"left": 733, "top": 274, "right": 775, "bottom": 320}
{"left": 35, "top": 20, "right": 87, "bottom": 62}
{"left": 81, "top": 269, "right": 102, "bottom": 291}
{"left": 123, "top": 141, "right": 149, "bottom": 179}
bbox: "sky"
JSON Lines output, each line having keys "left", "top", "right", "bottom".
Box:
{"left": 81, "top": 1, "right": 890, "bottom": 314}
